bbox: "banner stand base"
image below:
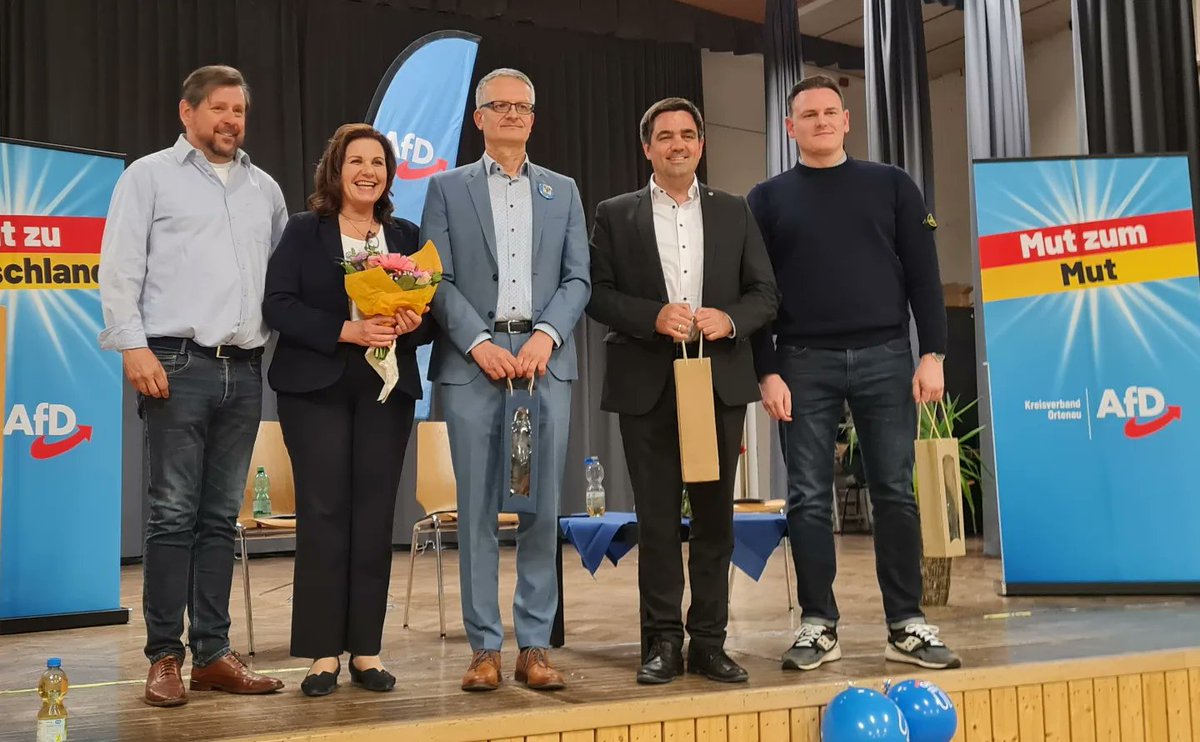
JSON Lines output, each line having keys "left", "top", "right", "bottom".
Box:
{"left": 0, "top": 608, "right": 130, "bottom": 635}
{"left": 999, "top": 581, "right": 1200, "bottom": 597}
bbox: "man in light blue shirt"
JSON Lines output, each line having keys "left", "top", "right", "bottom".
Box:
{"left": 421, "top": 68, "right": 590, "bottom": 692}
{"left": 98, "top": 65, "right": 287, "bottom": 707}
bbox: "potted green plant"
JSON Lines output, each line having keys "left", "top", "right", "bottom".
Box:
{"left": 840, "top": 396, "right": 986, "bottom": 606}
{"left": 915, "top": 395, "right": 984, "bottom": 606}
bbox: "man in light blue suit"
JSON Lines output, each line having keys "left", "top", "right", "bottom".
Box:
{"left": 420, "top": 68, "right": 590, "bottom": 693}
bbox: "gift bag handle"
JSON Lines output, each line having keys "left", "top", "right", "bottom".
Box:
{"left": 919, "top": 399, "right": 951, "bottom": 439}
{"left": 506, "top": 377, "right": 536, "bottom": 395}
{"left": 678, "top": 331, "right": 705, "bottom": 360}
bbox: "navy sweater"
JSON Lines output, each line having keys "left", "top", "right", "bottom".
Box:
{"left": 747, "top": 157, "right": 947, "bottom": 377}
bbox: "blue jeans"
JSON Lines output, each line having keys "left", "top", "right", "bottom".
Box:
{"left": 778, "top": 338, "right": 924, "bottom": 626}
{"left": 140, "top": 339, "right": 262, "bottom": 665}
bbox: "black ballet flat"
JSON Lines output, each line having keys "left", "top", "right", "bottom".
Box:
{"left": 349, "top": 656, "right": 396, "bottom": 692}
{"left": 300, "top": 659, "right": 340, "bottom": 697}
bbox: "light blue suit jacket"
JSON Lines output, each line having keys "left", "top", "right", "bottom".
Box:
{"left": 421, "top": 157, "right": 591, "bottom": 385}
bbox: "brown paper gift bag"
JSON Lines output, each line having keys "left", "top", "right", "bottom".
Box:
{"left": 674, "top": 336, "right": 720, "bottom": 483}
{"left": 913, "top": 401, "right": 967, "bottom": 558}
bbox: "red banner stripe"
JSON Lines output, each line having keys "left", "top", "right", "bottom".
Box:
{"left": 0, "top": 215, "right": 106, "bottom": 254}
{"left": 978, "top": 209, "right": 1196, "bottom": 269}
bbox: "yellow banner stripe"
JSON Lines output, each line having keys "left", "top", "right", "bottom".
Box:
{"left": 981, "top": 242, "right": 1199, "bottom": 303}
{"left": 0, "top": 253, "right": 100, "bottom": 290}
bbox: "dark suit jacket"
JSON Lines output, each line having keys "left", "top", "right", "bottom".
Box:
{"left": 587, "top": 183, "right": 779, "bottom": 416}
{"left": 263, "top": 211, "right": 434, "bottom": 396}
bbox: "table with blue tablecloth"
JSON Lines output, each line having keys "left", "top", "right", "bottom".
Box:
{"left": 550, "top": 511, "right": 789, "bottom": 646}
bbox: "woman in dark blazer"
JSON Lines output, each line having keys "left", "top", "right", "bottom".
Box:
{"left": 263, "top": 123, "right": 432, "bottom": 697}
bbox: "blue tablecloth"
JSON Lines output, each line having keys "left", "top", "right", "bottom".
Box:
{"left": 559, "top": 512, "right": 640, "bottom": 574}
{"left": 560, "top": 511, "right": 788, "bottom": 580}
{"left": 730, "top": 513, "right": 790, "bottom": 580}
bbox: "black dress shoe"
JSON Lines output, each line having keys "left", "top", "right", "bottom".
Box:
{"left": 300, "top": 660, "right": 340, "bottom": 697}
{"left": 637, "top": 637, "right": 684, "bottom": 685}
{"left": 349, "top": 657, "right": 396, "bottom": 692}
{"left": 687, "top": 644, "right": 748, "bottom": 683}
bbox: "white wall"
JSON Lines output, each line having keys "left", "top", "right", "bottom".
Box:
{"left": 700, "top": 50, "right": 869, "bottom": 195}
{"left": 1025, "top": 28, "right": 1083, "bottom": 158}
{"left": 701, "top": 50, "right": 766, "bottom": 195}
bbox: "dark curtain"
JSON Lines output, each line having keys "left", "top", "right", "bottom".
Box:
{"left": 368, "top": 0, "right": 762, "bottom": 53}
{"left": 1, "top": 0, "right": 707, "bottom": 216}
{"left": 1073, "top": 0, "right": 1200, "bottom": 200}
{"left": 762, "top": 0, "right": 805, "bottom": 501}
{"left": 964, "top": 0, "right": 1030, "bottom": 557}
{"left": 863, "top": 0, "right": 936, "bottom": 203}
{"left": 1, "top": 0, "right": 706, "bottom": 553}
{"left": 764, "top": 0, "right": 804, "bottom": 177}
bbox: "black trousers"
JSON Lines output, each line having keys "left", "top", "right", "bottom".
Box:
{"left": 618, "top": 374, "right": 746, "bottom": 657}
{"left": 276, "top": 353, "right": 415, "bottom": 659}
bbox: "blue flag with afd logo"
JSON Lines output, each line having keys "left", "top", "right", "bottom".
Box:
{"left": 367, "top": 31, "right": 480, "bottom": 419}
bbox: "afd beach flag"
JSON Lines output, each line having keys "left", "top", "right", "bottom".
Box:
{"left": 367, "top": 31, "right": 480, "bottom": 419}
{"left": 972, "top": 154, "right": 1200, "bottom": 593}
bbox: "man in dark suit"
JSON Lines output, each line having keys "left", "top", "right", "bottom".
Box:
{"left": 587, "top": 98, "right": 778, "bottom": 685}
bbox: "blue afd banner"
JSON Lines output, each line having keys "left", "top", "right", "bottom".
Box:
{"left": 0, "top": 138, "right": 125, "bottom": 620}
{"left": 368, "top": 31, "right": 480, "bottom": 420}
{"left": 972, "top": 154, "right": 1200, "bottom": 591}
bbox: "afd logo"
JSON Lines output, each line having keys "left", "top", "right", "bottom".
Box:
{"left": 387, "top": 132, "right": 448, "bottom": 180}
{"left": 1096, "top": 386, "right": 1182, "bottom": 439}
{"left": 3, "top": 403, "right": 92, "bottom": 459}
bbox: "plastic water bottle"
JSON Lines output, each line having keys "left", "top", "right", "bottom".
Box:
{"left": 36, "top": 658, "right": 68, "bottom": 741}
{"left": 585, "top": 457, "right": 606, "bottom": 517}
{"left": 253, "top": 466, "right": 272, "bottom": 518}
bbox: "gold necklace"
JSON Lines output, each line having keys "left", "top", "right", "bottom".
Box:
{"left": 339, "top": 213, "right": 378, "bottom": 240}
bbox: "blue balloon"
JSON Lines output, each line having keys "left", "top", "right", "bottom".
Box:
{"left": 886, "top": 679, "right": 958, "bottom": 742}
{"left": 822, "top": 687, "right": 910, "bottom": 741}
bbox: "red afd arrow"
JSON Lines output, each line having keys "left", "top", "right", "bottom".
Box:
{"left": 1124, "top": 406, "right": 1182, "bottom": 439}
{"left": 29, "top": 425, "right": 93, "bottom": 460}
{"left": 395, "top": 159, "right": 449, "bottom": 180}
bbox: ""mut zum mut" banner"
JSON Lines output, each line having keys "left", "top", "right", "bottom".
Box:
{"left": 973, "top": 153, "right": 1200, "bottom": 593}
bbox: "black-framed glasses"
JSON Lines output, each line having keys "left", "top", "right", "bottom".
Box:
{"left": 480, "top": 100, "right": 535, "bottom": 116}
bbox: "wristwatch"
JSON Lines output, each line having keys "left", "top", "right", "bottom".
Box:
{"left": 928, "top": 353, "right": 946, "bottom": 363}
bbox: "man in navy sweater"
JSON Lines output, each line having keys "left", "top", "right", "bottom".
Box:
{"left": 748, "top": 75, "right": 960, "bottom": 671}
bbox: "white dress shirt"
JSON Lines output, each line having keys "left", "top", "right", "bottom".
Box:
{"left": 650, "top": 175, "right": 705, "bottom": 309}
{"left": 466, "top": 153, "right": 561, "bottom": 352}
{"left": 98, "top": 135, "right": 288, "bottom": 351}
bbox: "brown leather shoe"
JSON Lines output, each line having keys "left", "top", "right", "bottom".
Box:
{"left": 189, "top": 652, "right": 284, "bottom": 694}
{"left": 515, "top": 647, "right": 565, "bottom": 690}
{"left": 144, "top": 655, "right": 188, "bottom": 707}
{"left": 461, "top": 650, "right": 501, "bottom": 692}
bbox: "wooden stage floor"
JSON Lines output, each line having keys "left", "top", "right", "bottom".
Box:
{"left": 0, "top": 536, "right": 1197, "bottom": 741}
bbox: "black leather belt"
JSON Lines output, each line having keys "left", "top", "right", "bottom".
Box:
{"left": 148, "top": 337, "right": 263, "bottom": 360}
{"left": 493, "top": 319, "right": 533, "bottom": 334}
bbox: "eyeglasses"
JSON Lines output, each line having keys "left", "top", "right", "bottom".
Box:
{"left": 480, "top": 101, "right": 535, "bottom": 116}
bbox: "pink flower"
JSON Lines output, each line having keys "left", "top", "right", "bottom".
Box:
{"left": 375, "top": 253, "right": 417, "bottom": 274}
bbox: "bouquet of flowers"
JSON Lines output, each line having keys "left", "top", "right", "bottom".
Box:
{"left": 339, "top": 239, "right": 443, "bottom": 402}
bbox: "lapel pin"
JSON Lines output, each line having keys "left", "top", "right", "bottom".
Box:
{"left": 539, "top": 182, "right": 554, "bottom": 200}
